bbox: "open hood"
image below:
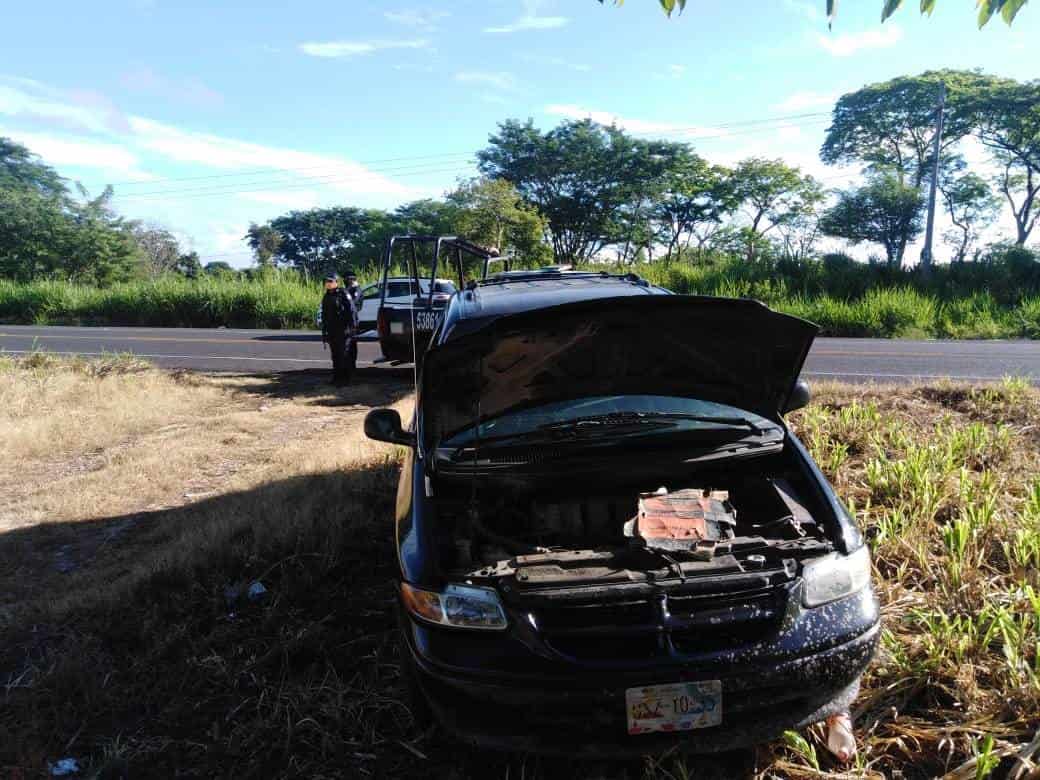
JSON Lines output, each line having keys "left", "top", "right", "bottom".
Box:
{"left": 422, "top": 295, "right": 817, "bottom": 449}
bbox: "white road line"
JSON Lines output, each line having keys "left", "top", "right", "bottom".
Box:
{"left": 0, "top": 349, "right": 365, "bottom": 366}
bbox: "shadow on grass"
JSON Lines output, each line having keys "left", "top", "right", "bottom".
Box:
{"left": 218, "top": 367, "right": 416, "bottom": 409}
{"left": 0, "top": 459, "right": 754, "bottom": 779}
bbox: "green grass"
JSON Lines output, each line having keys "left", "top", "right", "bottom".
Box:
{"left": 3, "top": 251, "right": 1040, "bottom": 337}
{"left": 2, "top": 363, "right": 1040, "bottom": 777}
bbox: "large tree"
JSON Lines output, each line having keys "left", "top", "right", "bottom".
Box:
{"left": 244, "top": 223, "right": 283, "bottom": 269}
{"left": 267, "top": 206, "right": 376, "bottom": 277}
{"left": 477, "top": 119, "right": 682, "bottom": 265}
{"left": 730, "top": 158, "right": 823, "bottom": 261}
{"left": 820, "top": 173, "right": 925, "bottom": 266}
{"left": 959, "top": 78, "right": 1040, "bottom": 245}
{"left": 0, "top": 137, "right": 66, "bottom": 198}
{"left": 446, "top": 177, "right": 549, "bottom": 262}
{"left": 821, "top": 71, "right": 988, "bottom": 189}
{"left": 652, "top": 153, "right": 735, "bottom": 262}
{"left": 940, "top": 167, "right": 1001, "bottom": 262}
{"left": 132, "top": 223, "right": 183, "bottom": 278}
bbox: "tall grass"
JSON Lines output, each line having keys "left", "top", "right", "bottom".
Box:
{"left": 3, "top": 252, "right": 1040, "bottom": 336}
{"left": 0, "top": 275, "right": 319, "bottom": 329}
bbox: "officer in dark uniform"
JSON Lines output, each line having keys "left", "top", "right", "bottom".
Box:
{"left": 344, "top": 268, "right": 363, "bottom": 317}
{"left": 321, "top": 274, "right": 357, "bottom": 386}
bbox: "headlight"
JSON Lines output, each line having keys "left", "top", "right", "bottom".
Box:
{"left": 401, "top": 582, "right": 508, "bottom": 630}
{"left": 802, "top": 545, "right": 871, "bottom": 607}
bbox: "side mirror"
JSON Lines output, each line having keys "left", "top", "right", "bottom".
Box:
{"left": 784, "top": 379, "right": 812, "bottom": 414}
{"left": 364, "top": 408, "right": 416, "bottom": 447}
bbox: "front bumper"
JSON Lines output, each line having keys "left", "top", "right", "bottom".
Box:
{"left": 401, "top": 587, "right": 880, "bottom": 756}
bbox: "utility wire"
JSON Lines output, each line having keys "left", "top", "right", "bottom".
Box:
{"left": 111, "top": 117, "right": 834, "bottom": 202}
{"left": 103, "top": 110, "right": 833, "bottom": 190}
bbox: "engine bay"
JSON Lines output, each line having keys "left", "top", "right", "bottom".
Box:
{"left": 434, "top": 464, "right": 836, "bottom": 588}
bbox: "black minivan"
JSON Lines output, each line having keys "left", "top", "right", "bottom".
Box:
{"left": 364, "top": 270, "right": 879, "bottom": 756}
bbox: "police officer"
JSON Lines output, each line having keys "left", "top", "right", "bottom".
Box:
{"left": 343, "top": 268, "right": 363, "bottom": 318}
{"left": 321, "top": 274, "right": 357, "bottom": 386}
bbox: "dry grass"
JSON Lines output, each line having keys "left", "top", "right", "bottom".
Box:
{"left": 1, "top": 356, "right": 1038, "bottom": 779}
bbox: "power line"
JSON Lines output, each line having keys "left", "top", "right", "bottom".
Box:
{"left": 111, "top": 117, "right": 835, "bottom": 202}
{"left": 100, "top": 110, "right": 833, "bottom": 190}
{"left": 114, "top": 158, "right": 479, "bottom": 201}
{"left": 116, "top": 163, "right": 477, "bottom": 203}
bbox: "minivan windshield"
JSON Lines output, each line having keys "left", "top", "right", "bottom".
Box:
{"left": 441, "top": 395, "right": 778, "bottom": 448}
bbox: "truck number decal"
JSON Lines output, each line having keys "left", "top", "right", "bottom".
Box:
{"left": 415, "top": 311, "right": 441, "bottom": 331}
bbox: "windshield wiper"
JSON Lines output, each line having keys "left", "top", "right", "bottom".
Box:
{"left": 538, "top": 411, "right": 763, "bottom": 435}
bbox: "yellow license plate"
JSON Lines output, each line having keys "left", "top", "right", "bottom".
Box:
{"left": 625, "top": 681, "right": 722, "bottom": 735}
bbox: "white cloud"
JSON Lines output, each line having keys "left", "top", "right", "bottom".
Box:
{"left": 384, "top": 9, "right": 449, "bottom": 28}
{"left": 484, "top": 0, "right": 567, "bottom": 33}
{"left": 667, "top": 64, "right": 686, "bottom": 78}
{"left": 816, "top": 25, "right": 903, "bottom": 57}
{"left": 299, "top": 38, "right": 429, "bottom": 58}
{"left": 1, "top": 128, "right": 152, "bottom": 180}
{"left": 543, "top": 103, "right": 718, "bottom": 137}
{"left": 519, "top": 54, "right": 591, "bottom": 72}
{"left": 0, "top": 78, "right": 127, "bottom": 134}
{"left": 772, "top": 90, "right": 839, "bottom": 112}
{"left": 455, "top": 71, "right": 518, "bottom": 91}
{"left": 126, "top": 116, "right": 419, "bottom": 198}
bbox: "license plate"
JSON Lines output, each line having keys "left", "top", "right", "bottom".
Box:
{"left": 625, "top": 681, "right": 722, "bottom": 735}
{"left": 389, "top": 322, "right": 404, "bottom": 335}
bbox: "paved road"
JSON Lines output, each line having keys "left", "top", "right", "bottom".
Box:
{"left": 2, "top": 324, "right": 1039, "bottom": 384}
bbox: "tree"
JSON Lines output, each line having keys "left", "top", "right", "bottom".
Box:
{"left": 0, "top": 187, "right": 71, "bottom": 281}
{"left": 0, "top": 137, "right": 66, "bottom": 198}
{"left": 391, "top": 199, "right": 457, "bottom": 237}
{"left": 244, "top": 223, "right": 283, "bottom": 269}
{"left": 604, "top": 0, "right": 1028, "bottom": 28}
{"left": 478, "top": 118, "right": 683, "bottom": 265}
{"left": 730, "top": 158, "right": 823, "bottom": 262}
{"left": 821, "top": 71, "right": 986, "bottom": 189}
{"left": 820, "top": 173, "right": 925, "bottom": 266}
{"left": 132, "top": 223, "right": 183, "bottom": 278}
{"left": 446, "top": 177, "right": 549, "bottom": 262}
{"left": 63, "top": 185, "right": 143, "bottom": 285}
{"left": 268, "top": 207, "right": 374, "bottom": 277}
{"left": 175, "top": 251, "right": 202, "bottom": 278}
{"left": 203, "top": 261, "right": 235, "bottom": 276}
{"left": 940, "top": 168, "right": 1001, "bottom": 262}
{"left": 961, "top": 78, "right": 1040, "bottom": 245}
{"left": 652, "top": 154, "right": 735, "bottom": 262}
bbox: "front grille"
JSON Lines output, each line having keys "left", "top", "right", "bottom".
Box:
{"left": 527, "top": 585, "right": 786, "bottom": 662}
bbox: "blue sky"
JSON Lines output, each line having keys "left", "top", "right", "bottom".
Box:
{"left": 1, "top": 0, "right": 1036, "bottom": 266}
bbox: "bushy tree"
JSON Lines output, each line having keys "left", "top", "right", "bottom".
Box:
{"left": 133, "top": 223, "right": 183, "bottom": 278}
{"left": 0, "top": 137, "right": 66, "bottom": 197}
{"left": 244, "top": 223, "right": 283, "bottom": 269}
{"left": 477, "top": 119, "right": 683, "bottom": 265}
{"left": 268, "top": 207, "right": 374, "bottom": 277}
{"left": 730, "top": 158, "right": 823, "bottom": 261}
{"left": 820, "top": 173, "right": 925, "bottom": 266}
{"left": 652, "top": 154, "right": 735, "bottom": 261}
{"left": 447, "top": 177, "right": 549, "bottom": 262}
{"left": 960, "top": 78, "right": 1040, "bottom": 245}
{"left": 940, "top": 168, "right": 1001, "bottom": 262}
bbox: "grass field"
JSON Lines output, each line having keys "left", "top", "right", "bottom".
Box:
{"left": 4, "top": 251, "right": 1040, "bottom": 338}
{"left": 1, "top": 356, "right": 1039, "bottom": 778}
